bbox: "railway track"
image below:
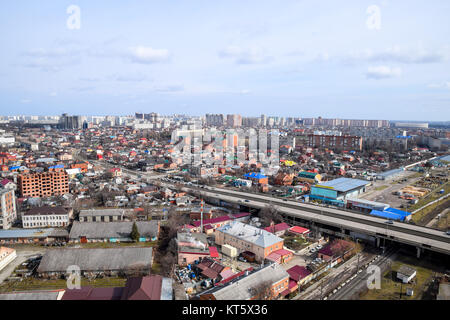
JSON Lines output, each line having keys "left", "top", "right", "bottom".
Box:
{"left": 327, "top": 247, "right": 398, "bottom": 300}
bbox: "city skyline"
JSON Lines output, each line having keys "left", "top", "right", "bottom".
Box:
{"left": 1, "top": 1, "right": 449, "bottom": 120}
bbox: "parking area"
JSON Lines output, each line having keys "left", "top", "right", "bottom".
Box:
{"left": 360, "top": 171, "right": 425, "bottom": 209}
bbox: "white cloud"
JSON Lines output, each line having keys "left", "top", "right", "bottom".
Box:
{"left": 128, "top": 46, "right": 170, "bottom": 64}
{"left": 366, "top": 66, "right": 402, "bottom": 79}
{"left": 219, "top": 46, "right": 273, "bottom": 64}
{"left": 427, "top": 81, "right": 450, "bottom": 89}
{"left": 21, "top": 47, "right": 81, "bottom": 72}
{"left": 344, "top": 47, "right": 445, "bottom": 65}
{"left": 20, "top": 99, "right": 32, "bottom": 103}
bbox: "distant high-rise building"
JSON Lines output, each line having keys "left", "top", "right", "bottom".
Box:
{"left": 261, "top": 114, "right": 267, "bottom": 127}
{"left": 205, "top": 114, "right": 225, "bottom": 127}
{"left": 59, "top": 114, "right": 86, "bottom": 130}
{"left": 227, "top": 114, "right": 242, "bottom": 128}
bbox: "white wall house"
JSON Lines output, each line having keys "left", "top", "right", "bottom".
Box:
{"left": 0, "top": 247, "right": 17, "bottom": 271}
{"left": 22, "top": 206, "right": 71, "bottom": 228}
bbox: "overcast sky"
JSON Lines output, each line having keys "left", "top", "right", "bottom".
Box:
{"left": 1, "top": 1, "right": 449, "bottom": 120}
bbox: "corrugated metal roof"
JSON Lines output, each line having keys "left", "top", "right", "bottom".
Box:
{"left": 315, "top": 177, "right": 369, "bottom": 192}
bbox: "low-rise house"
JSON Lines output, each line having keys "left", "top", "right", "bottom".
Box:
{"left": 396, "top": 265, "right": 417, "bottom": 284}
{"left": 263, "top": 222, "right": 291, "bottom": 237}
{"left": 317, "top": 239, "right": 355, "bottom": 264}
{"left": 177, "top": 232, "right": 210, "bottom": 266}
{"left": 69, "top": 221, "right": 160, "bottom": 243}
{"left": 286, "top": 265, "right": 313, "bottom": 287}
{"left": 22, "top": 206, "right": 72, "bottom": 228}
{"left": 37, "top": 247, "right": 153, "bottom": 278}
{"left": 199, "top": 263, "right": 289, "bottom": 300}
{"left": 288, "top": 226, "right": 311, "bottom": 237}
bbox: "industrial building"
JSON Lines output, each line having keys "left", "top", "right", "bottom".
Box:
{"left": 376, "top": 168, "right": 404, "bottom": 180}
{"left": 310, "top": 177, "right": 370, "bottom": 205}
{"left": 37, "top": 247, "right": 153, "bottom": 278}
{"left": 0, "top": 228, "right": 68, "bottom": 244}
{"left": 69, "top": 221, "right": 160, "bottom": 243}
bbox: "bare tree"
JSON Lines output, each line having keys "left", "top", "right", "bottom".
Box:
{"left": 258, "top": 204, "right": 283, "bottom": 227}
{"left": 251, "top": 280, "right": 273, "bottom": 300}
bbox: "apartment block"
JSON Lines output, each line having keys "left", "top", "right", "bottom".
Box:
{"left": 0, "top": 188, "right": 17, "bottom": 229}
{"left": 18, "top": 171, "right": 69, "bottom": 198}
{"left": 307, "top": 134, "right": 363, "bottom": 151}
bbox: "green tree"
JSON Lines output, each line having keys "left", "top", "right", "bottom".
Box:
{"left": 131, "top": 222, "right": 140, "bottom": 242}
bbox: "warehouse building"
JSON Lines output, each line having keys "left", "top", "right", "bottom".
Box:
{"left": 69, "top": 221, "right": 160, "bottom": 243}
{"left": 0, "top": 228, "right": 68, "bottom": 244}
{"left": 310, "top": 177, "right": 370, "bottom": 205}
{"left": 37, "top": 247, "right": 153, "bottom": 278}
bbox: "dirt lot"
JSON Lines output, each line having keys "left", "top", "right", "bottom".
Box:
{"left": 361, "top": 171, "right": 425, "bottom": 209}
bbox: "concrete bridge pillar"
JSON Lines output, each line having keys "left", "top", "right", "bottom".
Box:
{"left": 416, "top": 247, "right": 421, "bottom": 259}
{"left": 376, "top": 237, "right": 380, "bottom": 247}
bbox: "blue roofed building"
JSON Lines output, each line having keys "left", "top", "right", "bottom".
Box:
{"left": 310, "top": 177, "right": 370, "bottom": 205}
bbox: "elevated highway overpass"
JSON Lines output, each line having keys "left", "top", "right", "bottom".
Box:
{"left": 177, "top": 184, "right": 450, "bottom": 257}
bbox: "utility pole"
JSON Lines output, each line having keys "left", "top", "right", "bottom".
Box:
{"left": 399, "top": 281, "right": 403, "bottom": 300}
{"left": 200, "top": 198, "right": 204, "bottom": 234}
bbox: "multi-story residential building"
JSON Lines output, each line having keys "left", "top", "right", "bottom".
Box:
{"left": 0, "top": 187, "right": 17, "bottom": 229}
{"left": 307, "top": 134, "right": 363, "bottom": 151}
{"left": 22, "top": 206, "right": 72, "bottom": 228}
{"left": 18, "top": 170, "right": 69, "bottom": 198}
{"left": 226, "top": 114, "right": 242, "bottom": 128}
{"left": 215, "top": 221, "right": 284, "bottom": 262}
{"left": 205, "top": 114, "right": 225, "bottom": 127}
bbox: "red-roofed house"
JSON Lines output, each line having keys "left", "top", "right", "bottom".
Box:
{"left": 265, "top": 249, "right": 294, "bottom": 264}
{"left": 264, "top": 222, "right": 291, "bottom": 237}
{"left": 289, "top": 226, "right": 310, "bottom": 237}
{"left": 286, "top": 265, "right": 313, "bottom": 287}
{"left": 318, "top": 239, "right": 355, "bottom": 264}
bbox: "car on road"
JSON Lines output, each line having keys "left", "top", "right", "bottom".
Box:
{"left": 310, "top": 248, "right": 316, "bottom": 253}
{"left": 385, "top": 219, "right": 394, "bottom": 224}
{"left": 244, "top": 200, "right": 250, "bottom": 202}
{"left": 446, "top": 230, "right": 450, "bottom": 236}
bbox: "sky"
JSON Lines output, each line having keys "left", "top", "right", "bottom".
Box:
{"left": 0, "top": 0, "right": 449, "bottom": 120}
